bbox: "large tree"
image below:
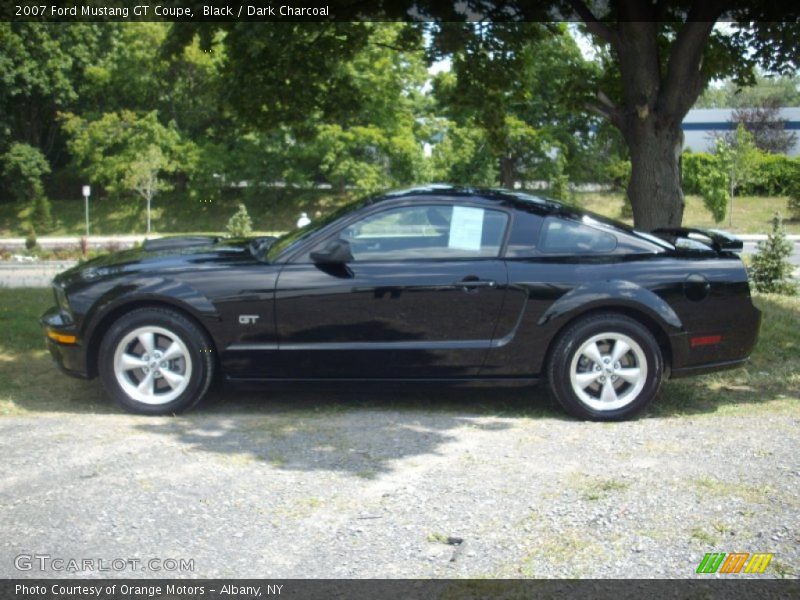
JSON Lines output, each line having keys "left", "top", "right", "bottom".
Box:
{"left": 167, "top": 22, "right": 429, "bottom": 192}
{"left": 552, "top": 2, "right": 798, "bottom": 229}
{"left": 418, "top": 1, "right": 800, "bottom": 229}
{"left": 0, "top": 23, "right": 113, "bottom": 166}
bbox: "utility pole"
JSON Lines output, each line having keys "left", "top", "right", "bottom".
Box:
{"left": 82, "top": 185, "right": 91, "bottom": 236}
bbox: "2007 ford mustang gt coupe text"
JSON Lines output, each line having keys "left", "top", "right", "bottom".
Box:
{"left": 41, "top": 186, "right": 761, "bottom": 420}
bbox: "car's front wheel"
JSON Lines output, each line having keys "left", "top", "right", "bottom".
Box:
{"left": 98, "top": 307, "right": 215, "bottom": 415}
{"left": 548, "top": 313, "right": 664, "bottom": 421}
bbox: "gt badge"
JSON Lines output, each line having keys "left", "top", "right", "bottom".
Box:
{"left": 239, "top": 315, "right": 260, "bottom": 325}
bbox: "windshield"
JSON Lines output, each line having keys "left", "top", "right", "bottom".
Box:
{"left": 265, "top": 196, "right": 369, "bottom": 262}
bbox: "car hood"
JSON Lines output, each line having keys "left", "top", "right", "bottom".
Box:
{"left": 54, "top": 237, "right": 258, "bottom": 288}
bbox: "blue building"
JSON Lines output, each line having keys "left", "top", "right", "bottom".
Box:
{"left": 682, "top": 107, "right": 800, "bottom": 156}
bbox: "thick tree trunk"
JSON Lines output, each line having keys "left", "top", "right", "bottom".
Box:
{"left": 624, "top": 116, "right": 685, "bottom": 231}
{"left": 575, "top": 14, "right": 719, "bottom": 232}
{"left": 500, "top": 156, "right": 515, "bottom": 189}
{"left": 174, "top": 171, "right": 188, "bottom": 192}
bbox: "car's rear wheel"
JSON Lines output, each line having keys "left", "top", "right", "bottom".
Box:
{"left": 548, "top": 313, "right": 664, "bottom": 421}
{"left": 98, "top": 307, "right": 215, "bottom": 415}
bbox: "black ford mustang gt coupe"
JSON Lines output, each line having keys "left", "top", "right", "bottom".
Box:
{"left": 41, "top": 185, "right": 761, "bottom": 420}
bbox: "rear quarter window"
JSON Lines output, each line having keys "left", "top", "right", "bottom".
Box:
{"left": 540, "top": 217, "right": 617, "bottom": 254}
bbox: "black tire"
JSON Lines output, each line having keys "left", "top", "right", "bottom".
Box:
{"left": 547, "top": 313, "right": 664, "bottom": 421}
{"left": 98, "top": 307, "right": 215, "bottom": 415}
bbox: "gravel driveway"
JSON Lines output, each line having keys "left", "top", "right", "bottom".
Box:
{"left": 1, "top": 386, "right": 797, "bottom": 579}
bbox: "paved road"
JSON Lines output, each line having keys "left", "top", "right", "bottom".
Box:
{"left": 0, "top": 262, "right": 77, "bottom": 288}
{"left": 0, "top": 235, "right": 145, "bottom": 249}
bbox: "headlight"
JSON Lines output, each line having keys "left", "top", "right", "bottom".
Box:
{"left": 53, "top": 284, "right": 70, "bottom": 313}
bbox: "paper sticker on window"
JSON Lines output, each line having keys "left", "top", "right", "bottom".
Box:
{"left": 448, "top": 206, "right": 484, "bottom": 251}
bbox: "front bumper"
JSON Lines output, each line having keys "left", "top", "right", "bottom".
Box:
{"left": 40, "top": 306, "right": 89, "bottom": 379}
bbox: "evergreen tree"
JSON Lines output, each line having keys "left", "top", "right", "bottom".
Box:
{"left": 750, "top": 213, "right": 797, "bottom": 295}
{"left": 226, "top": 204, "right": 253, "bottom": 238}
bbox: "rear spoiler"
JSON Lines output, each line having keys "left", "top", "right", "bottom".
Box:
{"left": 651, "top": 227, "right": 743, "bottom": 253}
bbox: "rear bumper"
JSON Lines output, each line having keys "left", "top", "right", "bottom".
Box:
{"left": 668, "top": 302, "right": 761, "bottom": 377}
{"left": 670, "top": 357, "right": 749, "bottom": 379}
{"left": 40, "top": 306, "right": 90, "bottom": 379}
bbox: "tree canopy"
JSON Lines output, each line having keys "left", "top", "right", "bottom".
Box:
{"left": 697, "top": 74, "right": 800, "bottom": 109}
{"left": 1, "top": 9, "right": 799, "bottom": 233}
{"left": 431, "top": 23, "right": 598, "bottom": 188}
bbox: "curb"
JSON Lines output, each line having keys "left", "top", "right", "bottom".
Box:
{"left": 0, "top": 233, "right": 287, "bottom": 249}
{"left": 737, "top": 234, "right": 800, "bottom": 241}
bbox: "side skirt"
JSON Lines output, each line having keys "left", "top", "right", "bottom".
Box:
{"left": 223, "top": 376, "right": 541, "bottom": 390}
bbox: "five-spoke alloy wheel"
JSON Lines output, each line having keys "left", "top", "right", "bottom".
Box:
{"left": 113, "top": 326, "right": 193, "bottom": 405}
{"left": 99, "top": 308, "right": 215, "bottom": 414}
{"left": 548, "top": 313, "right": 663, "bottom": 421}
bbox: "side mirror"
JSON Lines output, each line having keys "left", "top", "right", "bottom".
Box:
{"left": 310, "top": 238, "right": 354, "bottom": 265}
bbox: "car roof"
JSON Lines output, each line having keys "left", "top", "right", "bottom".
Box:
{"left": 375, "top": 184, "right": 559, "bottom": 214}
{"left": 370, "top": 185, "right": 656, "bottom": 240}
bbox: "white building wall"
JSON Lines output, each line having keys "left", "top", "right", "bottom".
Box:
{"left": 681, "top": 107, "right": 800, "bottom": 156}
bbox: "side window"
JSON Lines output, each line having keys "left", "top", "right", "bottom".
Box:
{"left": 505, "top": 211, "right": 544, "bottom": 257}
{"left": 540, "top": 217, "right": 617, "bottom": 254}
{"left": 335, "top": 204, "right": 508, "bottom": 261}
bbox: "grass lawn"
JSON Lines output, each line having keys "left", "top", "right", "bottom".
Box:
{"left": 1, "top": 288, "right": 797, "bottom": 417}
{"left": 0, "top": 188, "right": 352, "bottom": 237}
{"left": 576, "top": 192, "right": 799, "bottom": 235}
{"left": 0, "top": 189, "right": 797, "bottom": 238}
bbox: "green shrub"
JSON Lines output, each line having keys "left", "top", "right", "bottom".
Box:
{"left": 682, "top": 152, "right": 716, "bottom": 195}
{"left": 25, "top": 228, "right": 37, "bottom": 251}
{"left": 30, "top": 194, "right": 54, "bottom": 233}
{"left": 548, "top": 173, "right": 571, "bottom": 203}
{"left": 750, "top": 213, "right": 797, "bottom": 295}
{"left": 547, "top": 152, "right": 579, "bottom": 207}
{"left": 226, "top": 203, "right": 253, "bottom": 237}
{"left": 683, "top": 150, "right": 800, "bottom": 198}
{"left": 746, "top": 153, "right": 799, "bottom": 196}
{"left": 607, "top": 158, "right": 631, "bottom": 191}
{"left": 430, "top": 124, "right": 497, "bottom": 187}
{"left": 695, "top": 156, "right": 729, "bottom": 223}
{"left": 789, "top": 176, "right": 800, "bottom": 221}
{"left": 1, "top": 143, "right": 51, "bottom": 202}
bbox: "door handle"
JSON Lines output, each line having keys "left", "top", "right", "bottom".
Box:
{"left": 456, "top": 277, "right": 497, "bottom": 292}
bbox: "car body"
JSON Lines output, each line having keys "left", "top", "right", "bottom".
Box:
{"left": 41, "top": 185, "right": 761, "bottom": 419}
